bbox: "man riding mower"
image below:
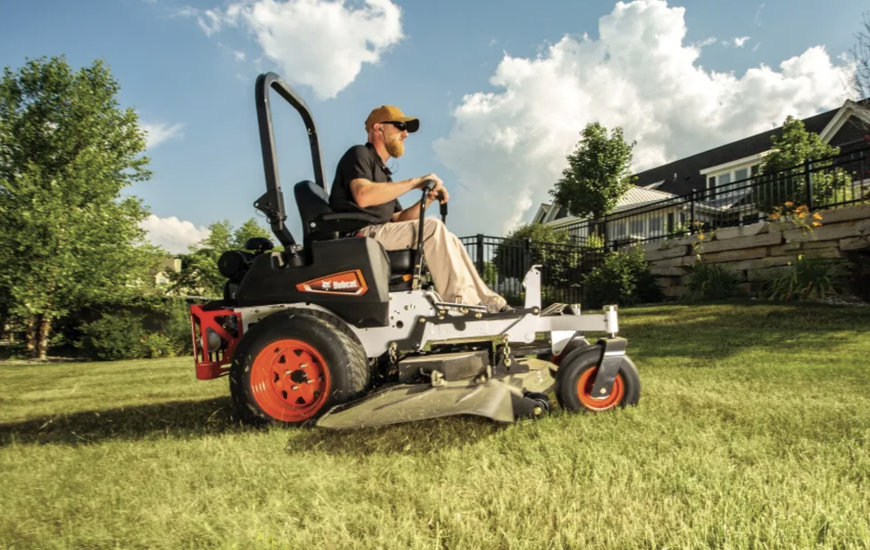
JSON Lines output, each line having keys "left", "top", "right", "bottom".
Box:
{"left": 189, "top": 73, "right": 640, "bottom": 429}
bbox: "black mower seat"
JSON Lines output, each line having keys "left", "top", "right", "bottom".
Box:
{"left": 293, "top": 180, "right": 415, "bottom": 277}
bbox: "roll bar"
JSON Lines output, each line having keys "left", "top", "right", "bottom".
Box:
{"left": 253, "top": 72, "right": 327, "bottom": 248}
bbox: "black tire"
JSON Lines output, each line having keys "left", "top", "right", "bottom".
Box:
{"left": 555, "top": 345, "right": 640, "bottom": 412}
{"left": 229, "top": 311, "right": 369, "bottom": 425}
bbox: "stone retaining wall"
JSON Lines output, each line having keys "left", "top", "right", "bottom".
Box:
{"left": 637, "top": 204, "right": 870, "bottom": 298}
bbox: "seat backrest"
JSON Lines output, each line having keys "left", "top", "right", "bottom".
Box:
{"left": 292, "top": 180, "right": 415, "bottom": 282}
{"left": 294, "top": 180, "right": 333, "bottom": 242}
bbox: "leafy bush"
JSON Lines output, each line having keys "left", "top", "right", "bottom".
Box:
{"left": 684, "top": 262, "right": 743, "bottom": 301}
{"left": 764, "top": 255, "right": 844, "bottom": 301}
{"left": 584, "top": 232, "right": 605, "bottom": 249}
{"left": 77, "top": 298, "right": 192, "bottom": 360}
{"left": 844, "top": 248, "right": 870, "bottom": 302}
{"left": 492, "top": 224, "right": 573, "bottom": 281}
{"left": 79, "top": 311, "right": 152, "bottom": 360}
{"left": 582, "top": 247, "right": 661, "bottom": 309}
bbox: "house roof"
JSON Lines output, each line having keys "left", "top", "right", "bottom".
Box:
{"left": 616, "top": 186, "right": 676, "bottom": 210}
{"left": 633, "top": 100, "right": 870, "bottom": 196}
{"left": 543, "top": 185, "right": 678, "bottom": 226}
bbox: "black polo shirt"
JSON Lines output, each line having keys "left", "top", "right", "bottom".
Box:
{"left": 329, "top": 143, "right": 402, "bottom": 227}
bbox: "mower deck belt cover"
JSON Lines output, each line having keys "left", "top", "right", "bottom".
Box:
{"left": 398, "top": 350, "right": 489, "bottom": 383}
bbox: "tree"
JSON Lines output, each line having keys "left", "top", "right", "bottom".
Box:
{"left": 851, "top": 12, "right": 870, "bottom": 99}
{"left": 756, "top": 116, "right": 844, "bottom": 212}
{"left": 551, "top": 122, "right": 635, "bottom": 222}
{"left": 0, "top": 57, "right": 152, "bottom": 359}
{"left": 169, "top": 218, "right": 271, "bottom": 297}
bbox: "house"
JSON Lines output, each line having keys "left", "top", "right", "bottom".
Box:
{"left": 536, "top": 99, "right": 870, "bottom": 238}
{"left": 154, "top": 257, "right": 182, "bottom": 287}
{"left": 534, "top": 186, "right": 683, "bottom": 244}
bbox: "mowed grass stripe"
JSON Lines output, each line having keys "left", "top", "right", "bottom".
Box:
{"left": 1, "top": 302, "right": 868, "bottom": 548}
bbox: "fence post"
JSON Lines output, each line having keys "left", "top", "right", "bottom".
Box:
{"left": 690, "top": 189, "right": 696, "bottom": 233}
{"left": 475, "top": 234, "right": 484, "bottom": 275}
{"left": 804, "top": 159, "right": 813, "bottom": 210}
{"left": 524, "top": 239, "right": 531, "bottom": 274}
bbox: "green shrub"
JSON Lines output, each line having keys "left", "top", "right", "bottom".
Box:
{"left": 584, "top": 232, "right": 605, "bottom": 249}
{"left": 684, "top": 262, "right": 743, "bottom": 301}
{"left": 158, "top": 298, "right": 194, "bottom": 355}
{"left": 764, "top": 255, "right": 844, "bottom": 301}
{"left": 582, "top": 247, "right": 662, "bottom": 309}
{"left": 844, "top": 248, "right": 870, "bottom": 302}
{"left": 79, "top": 311, "right": 151, "bottom": 360}
{"left": 77, "top": 298, "right": 192, "bottom": 360}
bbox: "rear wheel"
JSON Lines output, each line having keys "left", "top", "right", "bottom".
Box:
{"left": 229, "top": 311, "right": 369, "bottom": 425}
{"left": 555, "top": 346, "right": 640, "bottom": 412}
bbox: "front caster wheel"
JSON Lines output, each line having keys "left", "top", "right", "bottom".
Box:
{"left": 555, "top": 346, "right": 640, "bottom": 412}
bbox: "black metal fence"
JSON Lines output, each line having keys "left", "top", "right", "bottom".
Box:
{"left": 459, "top": 146, "right": 870, "bottom": 305}
{"left": 557, "top": 146, "right": 870, "bottom": 249}
{"left": 459, "top": 235, "right": 605, "bottom": 306}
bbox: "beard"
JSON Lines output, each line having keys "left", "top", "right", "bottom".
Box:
{"left": 385, "top": 135, "right": 404, "bottom": 158}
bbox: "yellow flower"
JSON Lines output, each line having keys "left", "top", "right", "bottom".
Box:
{"left": 813, "top": 212, "right": 823, "bottom": 220}
{"left": 769, "top": 213, "right": 780, "bottom": 220}
{"left": 784, "top": 201, "right": 795, "bottom": 208}
{"left": 812, "top": 221, "right": 822, "bottom": 227}
{"left": 798, "top": 211, "right": 808, "bottom": 219}
{"left": 698, "top": 234, "right": 706, "bottom": 240}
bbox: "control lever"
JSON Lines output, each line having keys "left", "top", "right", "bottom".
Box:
{"left": 413, "top": 179, "right": 436, "bottom": 290}
{"left": 436, "top": 191, "right": 447, "bottom": 223}
{"left": 413, "top": 180, "right": 448, "bottom": 289}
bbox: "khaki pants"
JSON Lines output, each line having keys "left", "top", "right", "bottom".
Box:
{"left": 361, "top": 218, "right": 506, "bottom": 309}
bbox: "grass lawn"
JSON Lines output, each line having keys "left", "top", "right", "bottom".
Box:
{"left": 1, "top": 302, "right": 869, "bottom": 549}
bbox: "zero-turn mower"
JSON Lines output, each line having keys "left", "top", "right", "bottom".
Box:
{"left": 189, "top": 73, "right": 640, "bottom": 429}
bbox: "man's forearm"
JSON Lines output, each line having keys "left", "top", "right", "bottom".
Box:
{"left": 350, "top": 177, "right": 422, "bottom": 208}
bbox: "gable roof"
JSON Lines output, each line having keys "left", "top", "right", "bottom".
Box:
{"left": 543, "top": 185, "right": 678, "bottom": 225}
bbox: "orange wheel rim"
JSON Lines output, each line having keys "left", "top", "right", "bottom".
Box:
{"left": 576, "top": 366, "right": 624, "bottom": 411}
{"left": 250, "top": 339, "right": 331, "bottom": 422}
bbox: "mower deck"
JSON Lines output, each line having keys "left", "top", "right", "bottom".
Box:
{"left": 317, "top": 357, "right": 555, "bottom": 429}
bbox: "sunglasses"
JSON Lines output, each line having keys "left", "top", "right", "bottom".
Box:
{"left": 382, "top": 121, "right": 409, "bottom": 132}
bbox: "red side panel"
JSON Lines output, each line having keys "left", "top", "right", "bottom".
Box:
{"left": 190, "top": 304, "right": 243, "bottom": 380}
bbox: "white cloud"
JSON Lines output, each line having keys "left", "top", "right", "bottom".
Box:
{"left": 730, "top": 36, "right": 750, "bottom": 48}
{"left": 197, "top": 9, "right": 227, "bottom": 36}
{"left": 198, "top": 0, "right": 403, "bottom": 99}
{"left": 141, "top": 215, "right": 210, "bottom": 254}
{"left": 141, "top": 121, "right": 184, "bottom": 149}
{"left": 434, "top": 0, "right": 854, "bottom": 235}
{"left": 754, "top": 3, "right": 765, "bottom": 27}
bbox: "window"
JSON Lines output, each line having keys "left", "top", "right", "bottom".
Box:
{"left": 629, "top": 217, "right": 644, "bottom": 236}
{"left": 612, "top": 220, "right": 627, "bottom": 238}
{"left": 649, "top": 214, "right": 664, "bottom": 235}
{"left": 704, "top": 163, "right": 760, "bottom": 206}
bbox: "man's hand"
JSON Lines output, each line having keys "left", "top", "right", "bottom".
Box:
{"left": 420, "top": 173, "right": 449, "bottom": 204}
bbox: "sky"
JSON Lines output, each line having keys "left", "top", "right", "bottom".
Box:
{"left": 0, "top": 0, "right": 865, "bottom": 252}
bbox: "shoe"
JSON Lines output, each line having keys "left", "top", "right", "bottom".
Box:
{"left": 484, "top": 301, "right": 514, "bottom": 314}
